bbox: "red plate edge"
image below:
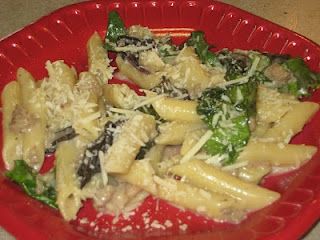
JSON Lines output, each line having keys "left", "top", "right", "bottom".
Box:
{"left": 0, "top": 0, "right": 320, "bottom": 240}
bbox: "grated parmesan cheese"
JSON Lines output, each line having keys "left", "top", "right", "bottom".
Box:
{"left": 180, "top": 130, "right": 213, "bottom": 163}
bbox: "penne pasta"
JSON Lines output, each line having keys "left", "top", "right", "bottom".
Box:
{"left": 116, "top": 55, "right": 162, "bottom": 89}
{"left": 17, "top": 68, "right": 46, "bottom": 171}
{"left": 103, "top": 114, "right": 157, "bottom": 174}
{"left": 238, "top": 141, "right": 317, "bottom": 166}
{"left": 151, "top": 96, "right": 202, "bottom": 123}
{"left": 118, "top": 160, "right": 157, "bottom": 194}
{"left": 169, "top": 159, "right": 280, "bottom": 210}
{"left": 155, "top": 121, "right": 206, "bottom": 145}
{"left": 256, "top": 85, "right": 298, "bottom": 125}
{"left": 1, "top": 81, "right": 23, "bottom": 170}
{"left": 180, "top": 128, "right": 207, "bottom": 155}
{"left": 87, "top": 32, "right": 114, "bottom": 83}
{"left": 103, "top": 83, "right": 140, "bottom": 109}
{"left": 73, "top": 72, "right": 102, "bottom": 141}
{"left": 166, "top": 47, "right": 225, "bottom": 97}
{"left": 236, "top": 165, "right": 272, "bottom": 184}
{"left": 144, "top": 144, "right": 165, "bottom": 175}
{"left": 46, "top": 60, "right": 77, "bottom": 88}
{"left": 262, "top": 102, "right": 319, "bottom": 142}
{"left": 55, "top": 139, "right": 82, "bottom": 221}
{"left": 120, "top": 160, "right": 246, "bottom": 223}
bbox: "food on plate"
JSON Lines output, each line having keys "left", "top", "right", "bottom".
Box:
{"left": 2, "top": 10, "right": 320, "bottom": 227}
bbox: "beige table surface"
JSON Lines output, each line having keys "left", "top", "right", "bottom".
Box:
{"left": 0, "top": 0, "right": 320, "bottom": 239}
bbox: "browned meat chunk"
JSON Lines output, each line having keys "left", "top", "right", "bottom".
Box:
{"left": 264, "top": 63, "right": 292, "bottom": 84}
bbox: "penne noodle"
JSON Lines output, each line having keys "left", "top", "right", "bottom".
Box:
{"left": 120, "top": 160, "right": 246, "bottom": 223}
{"left": 169, "top": 159, "right": 280, "bottom": 210}
{"left": 87, "top": 32, "right": 114, "bottom": 83}
{"left": 151, "top": 96, "right": 202, "bottom": 123}
{"left": 17, "top": 68, "right": 46, "bottom": 171}
{"left": 73, "top": 72, "right": 102, "bottom": 141}
{"left": 262, "top": 102, "right": 319, "bottom": 143}
{"left": 144, "top": 144, "right": 165, "bottom": 175}
{"left": 103, "top": 83, "right": 140, "bottom": 109}
{"left": 118, "top": 160, "right": 158, "bottom": 194}
{"left": 56, "top": 139, "right": 82, "bottom": 221}
{"left": 180, "top": 128, "right": 207, "bottom": 155}
{"left": 116, "top": 55, "right": 162, "bottom": 89}
{"left": 103, "top": 114, "right": 156, "bottom": 174}
{"left": 46, "top": 60, "right": 77, "bottom": 88}
{"left": 155, "top": 121, "right": 206, "bottom": 145}
{"left": 236, "top": 165, "right": 272, "bottom": 184}
{"left": 238, "top": 141, "right": 317, "bottom": 166}
{"left": 256, "top": 85, "right": 298, "bottom": 125}
{"left": 1, "top": 81, "right": 23, "bottom": 170}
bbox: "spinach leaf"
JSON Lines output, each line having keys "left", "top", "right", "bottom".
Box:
{"left": 197, "top": 80, "right": 257, "bottom": 165}
{"left": 280, "top": 58, "right": 320, "bottom": 97}
{"left": 6, "top": 160, "right": 57, "bottom": 209}
{"left": 186, "top": 31, "right": 218, "bottom": 67}
{"left": 105, "top": 11, "right": 127, "bottom": 50}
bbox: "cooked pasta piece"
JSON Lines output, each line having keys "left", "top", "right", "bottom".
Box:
{"left": 73, "top": 72, "right": 102, "bottom": 141}
{"left": 103, "top": 83, "right": 140, "bottom": 109}
{"left": 2, "top": 81, "right": 23, "bottom": 170}
{"left": 151, "top": 96, "right": 202, "bottom": 123}
{"left": 180, "top": 128, "right": 207, "bottom": 155}
{"left": 118, "top": 160, "right": 158, "bottom": 194}
{"left": 46, "top": 60, "right": 77, "bottom": 88}
{"left": 169, "top": 159, "right": 280, "bottom": 210}
{"left": 155, "top": 121, "right": 206, "bottom": 145}
{"left": 256, "top": 86, "right": 298, "bottom": 125}
{"left": 87, "top": 32, "right": 114, "bottom": 84}
{"left": 103, "top": 114, "right": 157, "bottom": 173}
{"left": 56, "top": 139, "right": 82, "bottom": 221}
{"left": 116, "top": 55, "right": 162, "bottom": 89}
{"left": 144, "top": 144, "right": 165, "bottom": 176}
{"left": 235, "top": 165, "right": 272, "bottom": 184}
{"left": 166, "top": 47, "right": 225, "bottom": 97}
{"left": 120, "top": 160, "right": 246, "bottom": 223}
{"left": 262, "top": 102, "right": 319, "bottom": 142}
{"left": 238, "top": 141, "right": 317, "bottom": 166}
{"left": 17, "top": 68, "right": 46, "bottom": 171}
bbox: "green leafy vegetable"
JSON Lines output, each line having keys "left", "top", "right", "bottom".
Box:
{"left": 105, "top": 11, "right": 127, "bottom": 50}
{"left": 6, "top": 160, "right": 57, "bottom": 209}
{"left": 279, "top": 58, "right": 320, "bottom": 97}
{"left": 217, "top": 50, "right": 251, "bottom": 81}
{"left": 204, "top": 115, "right": 250, "bottom": 165}
{"left": 197, "top": 80, "right": 257, "bottom": 165}
{"left": 186, "top": 31, "right": 218, "bottom": 67}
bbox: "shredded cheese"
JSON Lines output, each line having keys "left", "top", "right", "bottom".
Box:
{"left": 109, "top": 107, "right": 138, "bottom": 116}
{"left": 221, "top": 161, "right": 249, "bottom": 171}
{"left": 133, "top": 94, "right": 166, "bottom": 110}
{"left": 98, "top": 151, "right": 108, "bottom": 186}
{"left": 180, "top": 130, "right": 213, "bottom": 163}
{"left": 217, "top": 56, "right": 260, "bottom": 88}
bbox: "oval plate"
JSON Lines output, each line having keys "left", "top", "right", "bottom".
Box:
{"left": 0, "top": 1, "right": 320, "bottom": 240}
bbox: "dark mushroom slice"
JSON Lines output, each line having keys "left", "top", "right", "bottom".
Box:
{"left": 120, "top": 52, "right": 150, "bottom": 74}
{"left": 77, "top": 120, "right": 123, "bottom": 188}
{"left": 135, "top": 140, "right": 155, "bottom": 160}
{"left": 45, "top": 126, "right": 78, "bottom": 154}
{"left": 151, "top": 78, "right": 190, "bottom": 100}
{"left": 111, "top": 35, "right": 156, "bottom": 53}
{"left": 218, "top": 50, "right": 251, "bottom": 80}
{"left": 262, "top": 53, "right": 290, "bottom": 64}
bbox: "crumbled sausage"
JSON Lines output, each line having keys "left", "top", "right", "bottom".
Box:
{"left": 264, "top": 63, "right": 292, "bottom": 84}
{"left": 9, "top": 105, "right": 37, "bottom": 134}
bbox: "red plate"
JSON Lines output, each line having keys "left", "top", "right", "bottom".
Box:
{"left": 0, "top": 1, "right": 320, "bottom": 239}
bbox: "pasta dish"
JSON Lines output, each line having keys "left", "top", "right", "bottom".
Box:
{"left": 2, "top": 11, "right": 320, "bottom": 231}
